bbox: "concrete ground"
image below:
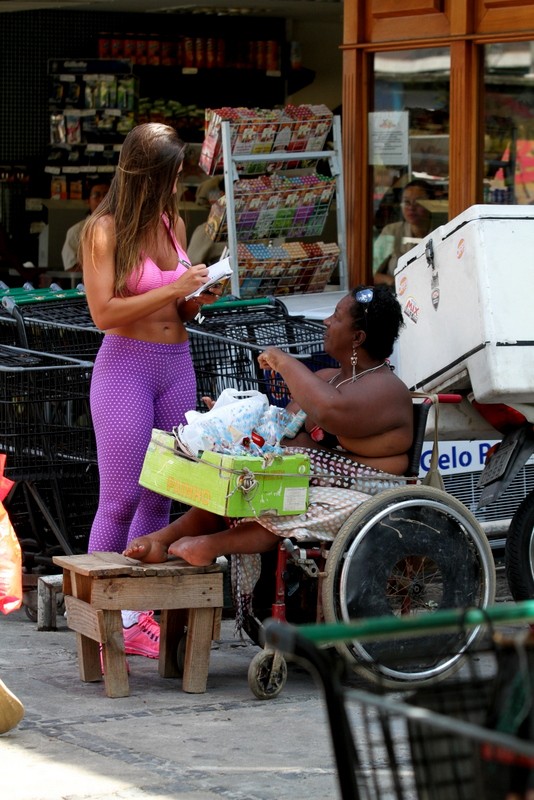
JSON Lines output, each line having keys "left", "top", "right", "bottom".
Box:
{"left": 0, "top": 562, "right": 515, "bottom": 800}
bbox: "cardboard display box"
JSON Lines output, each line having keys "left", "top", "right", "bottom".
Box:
{"left": 139, "top": 429, "right": 310, "bottom": 517}
{"left": 395, "top": 204, "right": 534, "bottom": 404}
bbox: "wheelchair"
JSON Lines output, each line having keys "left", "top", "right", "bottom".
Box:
{"left": 242, "top": 394, "right": 497, "bottom": 699}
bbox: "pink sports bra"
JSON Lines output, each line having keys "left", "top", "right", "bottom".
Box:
{"left": 125, "top": 216, "right": 190, "bottom": 295}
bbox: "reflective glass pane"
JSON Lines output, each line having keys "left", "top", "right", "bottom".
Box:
{"left": 370, "top": 48, "right": 450, "bottom": 289}
{"left": 484, "top": 42, "right": 534, "bottom": 205}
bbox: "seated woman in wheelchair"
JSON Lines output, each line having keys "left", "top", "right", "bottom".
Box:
{"left": 124, "top": 285, "right": 413, "bottom": 568}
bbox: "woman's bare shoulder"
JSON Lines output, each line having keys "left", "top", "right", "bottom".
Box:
{"left": 386, "top": 369, "right": 413, "bottom": 404}
{"left": 90, "top": 214, "right": 116, "bottom": 246}
{"left": 93, "top": 213, "right": 115, "bottom": 233}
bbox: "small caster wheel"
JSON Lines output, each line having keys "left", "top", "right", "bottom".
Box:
{"left": 24, "top": 604, "right": 37, "bottom": 622}
{"left": 248, "top": 649, "right": 287, "bottom": 700}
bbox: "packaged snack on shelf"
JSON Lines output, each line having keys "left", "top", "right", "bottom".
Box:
{"left": 236, "top": 241, "right": 340, "bottom": 298}
{"left": 65, "top": 111, "right": 82, "bottom": 144}
{"left": 68, "top": 178, "right": 83, "bottom": 200}
{"left": 273, "top": 103, "right": 333, "bottom": 168}
{"left": 50, "top": 113, "right": 66, "bottom": 145}
{"left": 205, "top": 174, "right": 335, "bottom": 242}
{"left": 199, "top": 105, "right": 333, "bottom": 175}
{"left": 50, "top": 175, "right": 67, "bottom": 200}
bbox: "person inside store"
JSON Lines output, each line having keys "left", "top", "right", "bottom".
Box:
{"left": 61, "top": 178, "right": 111, "bottom": 272}
{"left": 123, "top": 286, "right": 413, "bottom": 616}
{"left": 372, "top": 178, "right": 435, "bottom": 290}
{"left": 186, "top": 175, "right": 226, "bottom": 267}
{"left": 80, "top": 122, "right": 222, "bottom": 660}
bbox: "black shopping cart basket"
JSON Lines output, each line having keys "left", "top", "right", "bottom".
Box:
{"left": 0, "top": 344, "right": 96, "bottom": 562}
{"left": 186, "top": 297, "right": 335, "bottom": 409}
{"left": 0, "top": 287, "right": 103, "bottom": 361}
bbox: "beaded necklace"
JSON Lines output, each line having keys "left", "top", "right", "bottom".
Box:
{"left": 329, "top": 361, "right": 388, "bottom": 390}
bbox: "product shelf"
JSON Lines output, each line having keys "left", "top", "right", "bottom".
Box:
{"left": 237, "top": 242, "right": 340, "bottom": 297}
{"left": 206, "top": 174, "right": 336, "bottom": 241}
{"left": 201, "top": 110, "right": 347, "bottom": 299}
{"left": 199, "top": 104, "right": 333, "bottom": 176}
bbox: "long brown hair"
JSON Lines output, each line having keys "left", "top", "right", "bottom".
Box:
{"left": 81, "top": 123, "right": 187, "bottom": 295}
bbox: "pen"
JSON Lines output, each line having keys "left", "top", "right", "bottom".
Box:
{"left": 181, "top": 256, "right": 205, "bottom": 323}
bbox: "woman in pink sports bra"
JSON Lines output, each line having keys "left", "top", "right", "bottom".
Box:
{"left": 80, "top": 122, "right": 222, "bottom": 659}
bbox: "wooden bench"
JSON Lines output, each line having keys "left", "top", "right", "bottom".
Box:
{"left": 52, "top": 552, "right": 224, "bottom": 698}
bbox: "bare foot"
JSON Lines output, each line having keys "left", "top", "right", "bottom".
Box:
{"left": 168, "top": 536, "right": 217, "bottom": 567}
{"left": 123, "top": 537, "right": 168, "bottom": 564}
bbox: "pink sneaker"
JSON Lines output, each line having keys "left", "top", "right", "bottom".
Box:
{"left": 123, "top": 611, "right": 160, "bottom": 658}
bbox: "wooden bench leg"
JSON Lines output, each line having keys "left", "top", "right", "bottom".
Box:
{"left": 100, "top": 611, "right": 130, "bottom": 698}
{"left": 63, "top": 573, "right": 102, "bottom": 685}
{"left": 64, "top": 592, "right": 129, "bottom": 698}
{"left": 182, "top": 607, "right": 215, "bottom": 694}
{"left": 76, "top": 632, "right": 101, "bottom": 683}
{"left": 159, "top": 609, "right": 188, "bottom": 679}
{"left": 212, "top": 607, "right": 222, "bottom": 641}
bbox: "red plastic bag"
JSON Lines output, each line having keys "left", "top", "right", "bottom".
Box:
{"left": 0, "top": 454, "right": 21, "bottom": 615}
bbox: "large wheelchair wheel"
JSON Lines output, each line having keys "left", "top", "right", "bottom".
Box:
{"left": 322, "top": 485, "right": 496, "bottom": 689}
{"left": 505, "top": 489, "right": 534, "bottom": 601}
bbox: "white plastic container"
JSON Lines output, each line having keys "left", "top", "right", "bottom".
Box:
{"left": 395, "top": 204, "right": 534, "bottom": 404}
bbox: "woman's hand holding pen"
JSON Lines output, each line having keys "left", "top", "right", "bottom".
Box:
{"left": 174, "top": 262, "right": 209, "bottom": 297}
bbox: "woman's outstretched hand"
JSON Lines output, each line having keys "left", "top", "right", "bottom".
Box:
{"left": 258, "top": 347, "right": 287, "bottom": 372}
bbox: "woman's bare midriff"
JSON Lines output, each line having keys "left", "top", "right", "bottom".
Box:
{"left": 106, "top": 312, "right": 188, "bottom": 344}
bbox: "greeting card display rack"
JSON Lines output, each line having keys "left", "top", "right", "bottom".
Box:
{"left": 210, "top": 113, "right": 347, "bottom": 299}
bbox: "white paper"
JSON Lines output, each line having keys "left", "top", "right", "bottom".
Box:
{"left": 368, "top": 111, "right": 409, "bottom": 166}
{"left": 185, "top": 256, "right": 233, "bottom": 300}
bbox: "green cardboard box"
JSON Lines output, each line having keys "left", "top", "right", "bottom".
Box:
{"left": 139, "top": 429, "right": 310, "bottom": 517}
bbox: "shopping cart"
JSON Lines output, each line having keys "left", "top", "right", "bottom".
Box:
{"left": 0, "top": 344, "right": 96, "bottom": 571}
{"left": 264, "top": 602, "right": 534, "bottom": 800}
{"left": 0, "top": 286, "right": 103, "bottom": 361}
{"left": 186, "top": 296, "right": 334, "bottom": 408}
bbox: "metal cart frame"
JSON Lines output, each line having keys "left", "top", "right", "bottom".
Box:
{"left": 265, "top": 602, "right": 534, "bottom": 800}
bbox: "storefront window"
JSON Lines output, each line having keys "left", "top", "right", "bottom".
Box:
{"left": 484, "top": 42, "right": 534, "bottom": 205}
{"left": 370, "top": 48, "right": 450, "bottom": 288}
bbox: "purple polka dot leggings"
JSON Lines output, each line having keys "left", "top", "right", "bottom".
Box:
{"left": 88, "top": 334, "right": 196, "bottom": 554}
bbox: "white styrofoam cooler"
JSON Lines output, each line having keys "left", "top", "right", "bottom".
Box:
{"left": 395, "top": 204, "right": 534, "bottom": 404}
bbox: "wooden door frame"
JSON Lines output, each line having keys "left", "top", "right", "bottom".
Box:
{"left": 342, "top": 32, "right": 534, "bottom": 287}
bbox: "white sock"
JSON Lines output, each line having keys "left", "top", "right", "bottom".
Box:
{"left": 122, "top": 610, "right": 140, "bottom": 628}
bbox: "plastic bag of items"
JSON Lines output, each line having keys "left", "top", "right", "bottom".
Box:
{"left": 174, "top": 388, "right": 292, "bottom": 458}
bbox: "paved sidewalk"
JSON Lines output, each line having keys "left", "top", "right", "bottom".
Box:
{"left": 1, "top": 564, "right": 514, "bottom": 800}
{"left": 1, "top": 607, "right": 339, "bottom": 800}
